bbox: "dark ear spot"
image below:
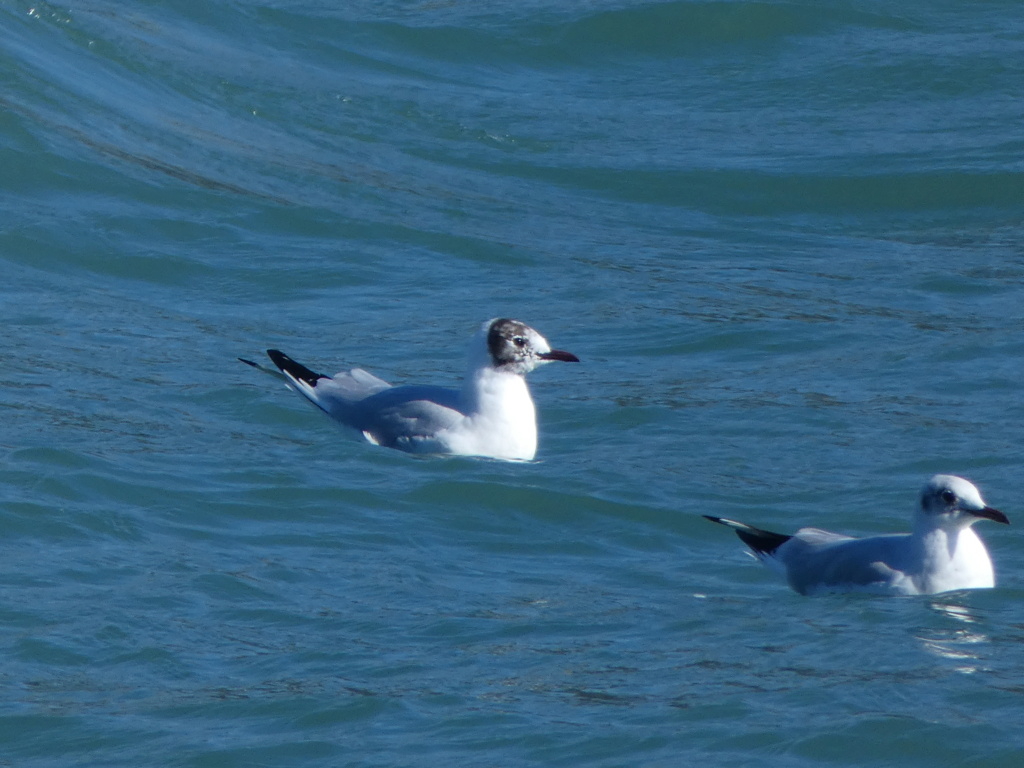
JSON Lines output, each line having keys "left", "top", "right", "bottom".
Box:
{"left": 487, "top": 319, "right": 515, "bottom": 361}
{"left": 487, "top": 318, "right": 531, "bottom": 365}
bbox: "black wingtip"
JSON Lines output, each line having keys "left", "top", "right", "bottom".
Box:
{"left": 704, "top": 515, "right": 791, "bottom": 556}
{"left": 734, "top": 527, "right": 791, "bottom": 556}
{"left": 266, "top": 349, "right": 326, "bottom": 387}
{"left": 238, "top": 357, "right": 261, "bottom": 369}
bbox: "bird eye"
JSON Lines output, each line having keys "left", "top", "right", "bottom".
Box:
{"left": 941, "top": 490, "right": 957, "bottom": 504}
{"left": 512, "top": 336, "right": 527, "bottom": 348}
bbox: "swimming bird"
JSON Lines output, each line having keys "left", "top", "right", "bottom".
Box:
{"left": 241, "top": 318, "right": 579, "bottom": 461}
{"left": 705, "top": 475, "right": 1009, "bottom": 596}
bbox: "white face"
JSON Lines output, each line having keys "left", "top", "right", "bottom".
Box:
{"left": 485, "top": 319, "right": 577, "bottom": 374}
{"left": 919, "top": 475, "right": 1007, "bottom": 527}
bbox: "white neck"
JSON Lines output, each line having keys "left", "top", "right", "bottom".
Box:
{"left": 462, "top": 364, "right": 535, "bottom": 417}
{"left": 912, "top": 524, "right": 994, "bottom": 593}
{"left": 454, "top": 364, "right": 537, "bottom": 460}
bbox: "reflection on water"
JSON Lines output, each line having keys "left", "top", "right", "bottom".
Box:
{"left": 929, "top": 600, "right": 980, "bottom": 625}
{"left": 918, "top": 598, "right": 990, "bottom": 674}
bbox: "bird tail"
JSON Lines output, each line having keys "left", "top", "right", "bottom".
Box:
{"left": 238, "top": 356, "right": 285, "bottom": 379}
{"left": 704, "top": 516, "right": 791, "bottom": 556}
{"left": 262, "top": 349, "right": 332, "bottom": 414}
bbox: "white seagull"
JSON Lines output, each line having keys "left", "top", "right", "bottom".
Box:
{"left": 242, "top": 318, "right": 578, "bottom": 461}
{"left": 705, "top": 475, "right": 1009, "bottom": 596}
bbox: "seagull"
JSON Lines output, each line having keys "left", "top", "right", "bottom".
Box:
{"left": 705, "top": 475, "right": 1009, "bottom": 596}
{"left": 241, "top": 318, "right": 579, "bottom": 461}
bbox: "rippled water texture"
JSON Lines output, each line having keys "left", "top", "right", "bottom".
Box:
{"left": 2, "top": 1, "right": 1024, "bottom": 765}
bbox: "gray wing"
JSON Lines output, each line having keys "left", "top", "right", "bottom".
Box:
{"left": 263, "top": 350, "right": 468, "bottom": 451}
{"left": 345, "top": 385, "right": 466, "bottom": 449}
{"left": 314, "top": 368, "right": 392, "bottom": 401}
{"left": 263, "top": 352, "right": 394, "bottom": 418}
{"left": 780, "top": 530, "right": 908, "bottom": 595}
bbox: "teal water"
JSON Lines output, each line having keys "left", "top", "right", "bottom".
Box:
{"left": 3, "top": 0, "right": 1024, "bottom": 765}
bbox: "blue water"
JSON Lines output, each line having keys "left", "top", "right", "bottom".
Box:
{"left": 3, "top": 0, "right": 1024, "bottom": 765}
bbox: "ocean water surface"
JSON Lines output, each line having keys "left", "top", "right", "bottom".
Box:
{"left": 2, "top": 0, "right": 1024, "bottom": 765}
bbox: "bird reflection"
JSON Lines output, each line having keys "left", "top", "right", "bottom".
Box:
{"left": 918, "top": 597, "right": 990, "bottom": 673}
